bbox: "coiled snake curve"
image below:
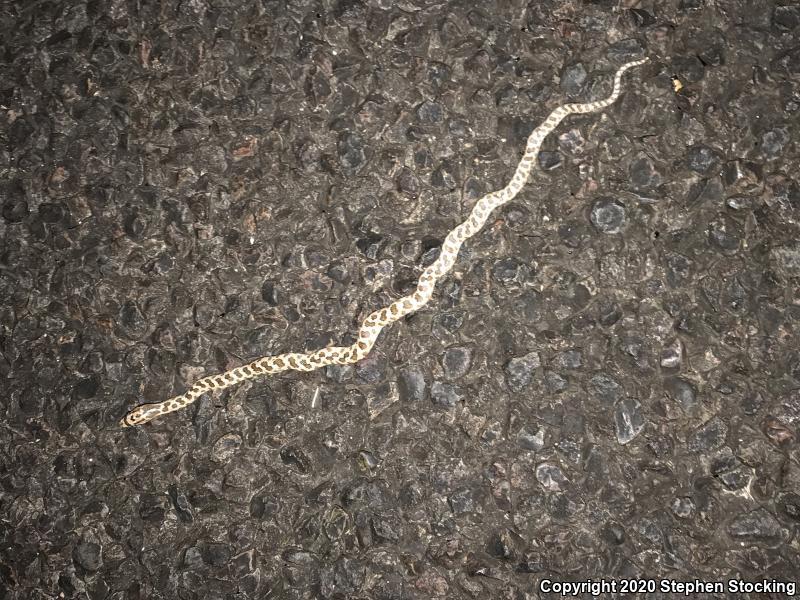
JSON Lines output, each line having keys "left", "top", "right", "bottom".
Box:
{"left": 121, "top": 57, "right": 649, "bottom": 427}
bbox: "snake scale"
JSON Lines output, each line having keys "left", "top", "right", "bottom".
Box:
{"left": 121, "top": 57, "right": 649, "bottom": 427}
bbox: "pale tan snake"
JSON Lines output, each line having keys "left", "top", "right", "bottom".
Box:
{"left": 121, "top": 57, "right": 649, "bottom": 427}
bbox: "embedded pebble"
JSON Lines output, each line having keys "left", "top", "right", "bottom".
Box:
{"left": 588, "top": 373, "right": 624, "bottom": 403}
{"left": 492, "top": 257, "right": 522, "bottom": 283}
{"left": 416, "top": 100, "right": 444, "bottom": 124}
{"left": 2, "top": 196, "right": 29, "bottom": 222}
{"left": 710, "top": 450, "right": 751, "bottom": 490}
{"left": 367, "top": 381, "right": 399, "bottom": 418}
{"left": 686, "top": 144, "right": 721, "bottom": 175}
{"left": 441, "top": 346, "right": 472, "bottom": 379}
{"left": 589, "top": 198, "right": 626, "bottom": 233}
{"left": 727, "top": 508, "right": 786, "bottom": 544}
{"left": 761, "top": 127, "right": 789, "bottom": 159}
{"left": 504, "top": 352, "right": 541, "bottom": 391}
{"left": 615, "top": 397, "right": 645, "bottom": 444}
{"left": 338, "top": 132, "right": 366, "bottom": 170}
{"left": 629, "top": 153, "right": 662, "bottom": 189}
{"left": 778, "top": 493, "right": 800, "bottom": 522}
{"left": 72, "top": 541, "right": 102, "bottom": 572}
{"left": 560, "top": 63, "right": 587, "bottom": 95}
{"left": 536, "top": 463, "right": 568, "bottom": 491}
{"left": 355, "top": 356, "right": 388, "bottom": 384}
{"left": 726, "top": 196, "right": 752, "bottom": 210}
{"left": 771, "top": 244, "right": 800, "bottom": 275}
{"left": 537, "top": 151, "right": 562, "bottom": 170}
{"left": 517, "top": 425, "right": 545, "bottom": 451}
{"left": 671, "top": 497, "right": 695, "bottom": 518}
{"left": 773, "top": 4, "right": 800, "bottom": 29}
{"left": 325, "top": 364, "right": 353, "bottom": 383}
{"left": 398, "top": 366, "right": 427, "bottom": 402}
{"left": 687, "top": 417, "right": 728, "bottom": 452}
{"left": 211, "top": 433, "right": 243, "bottom": 463}
{"left": 396, "top": 167, "right": 420, "bottom": 197}
{"left": 543, "top": 371, "right": 568, "bottom": 393}
{"left": 448, "top": 487, "right": 478, "bottom": 514}
{"left": 430, "top": 381, "right": 462, "bottom": 408}
{"left": 660, "top": 339, "right": 683, "bottom": 368}
{"left": 552, "top": 349, "right": 582, "bottom": 369}
{"left": 664, "top": 377, "right": 698, "bottom": 411}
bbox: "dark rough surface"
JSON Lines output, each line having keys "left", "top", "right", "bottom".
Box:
{"left": 1, "top": 0, "right": 799, "bottom": 598}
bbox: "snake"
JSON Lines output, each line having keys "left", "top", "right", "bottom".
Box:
{"left": 120, "top": 57, "right": 649, "bottom": 427}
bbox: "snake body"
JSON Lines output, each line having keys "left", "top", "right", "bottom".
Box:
{"left": 120, "top": 58, "right": 649, "bottom": 427}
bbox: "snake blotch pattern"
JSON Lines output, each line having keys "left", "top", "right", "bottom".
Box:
{"left": 120, "top": 57, "right": 649, "bottom": 427}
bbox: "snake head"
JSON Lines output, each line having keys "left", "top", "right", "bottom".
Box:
{"left": 120, "top": 403, "right": 163, "bottom": 428}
